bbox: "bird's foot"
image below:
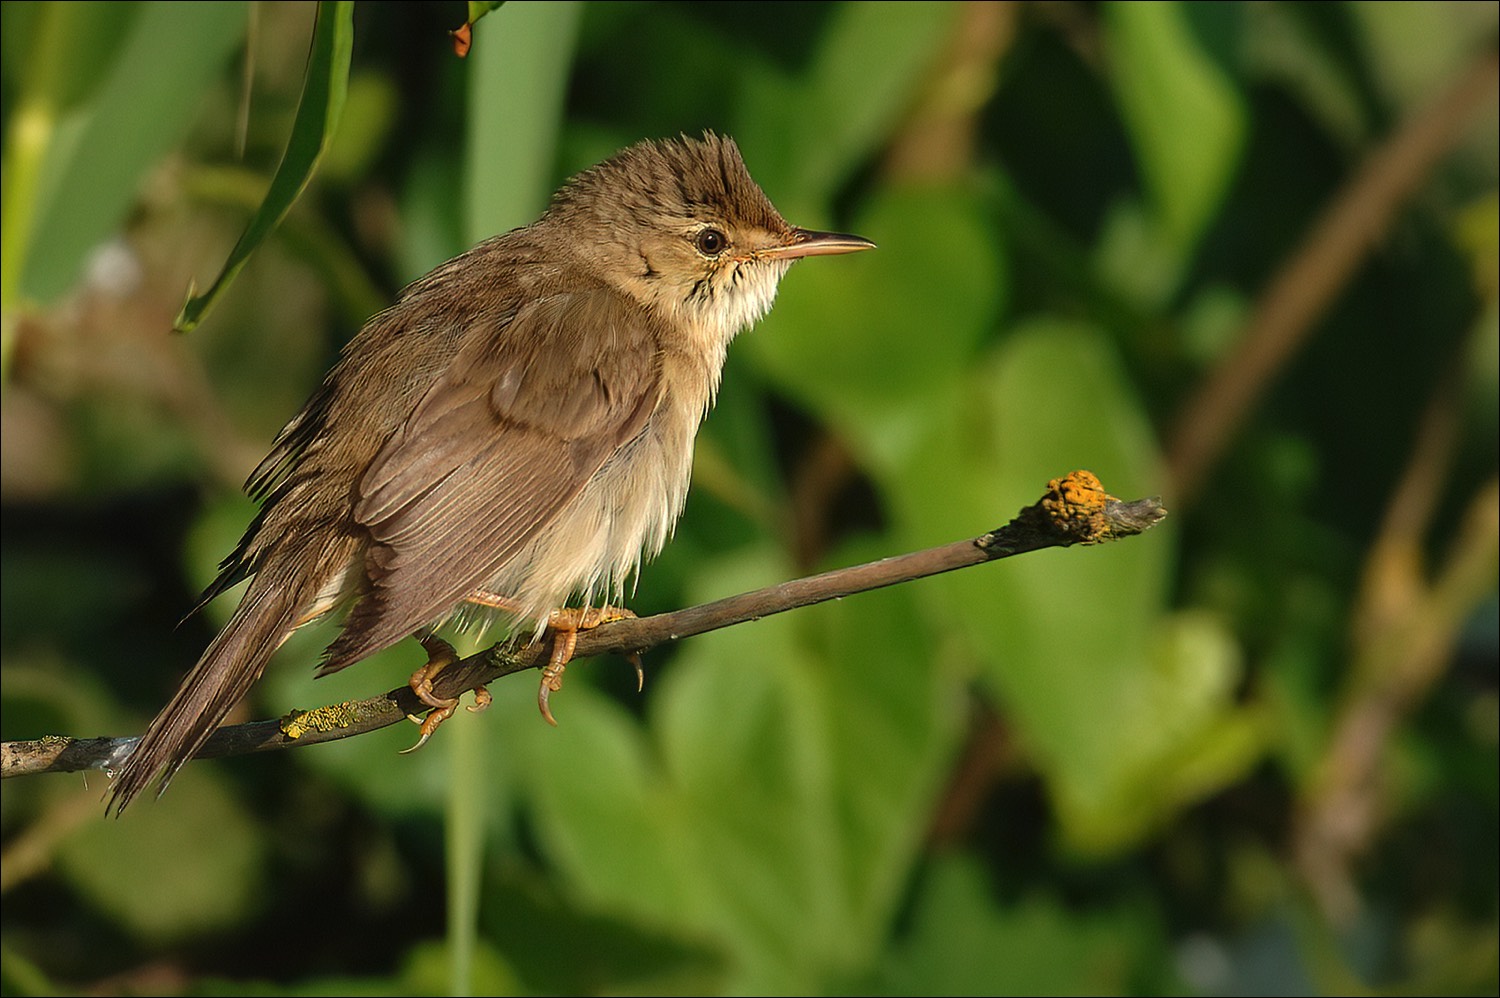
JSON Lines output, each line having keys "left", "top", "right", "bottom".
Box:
{"left": 400, "top": 633, "right": 493, "bottom": 754}
{"left": 537, "top": 606, "right": 642, "bottom": 726}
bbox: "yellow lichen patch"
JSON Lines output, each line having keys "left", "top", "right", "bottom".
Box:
{"left": 279, "top": 702, "right": 359, "bottom": 740}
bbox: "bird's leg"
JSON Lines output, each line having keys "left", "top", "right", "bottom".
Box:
{"left": 536, "top": 605, "right": 641, "bottom": 726}
{"left": 465, "top": 589, "right": 642, "bottom": 726}
{"left": 399, "top": 630, "right": 493, "bottom": 754}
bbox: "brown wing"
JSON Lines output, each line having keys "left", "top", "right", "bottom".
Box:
{"left": 320, "top": 288, "right": 663, "bottom": 671}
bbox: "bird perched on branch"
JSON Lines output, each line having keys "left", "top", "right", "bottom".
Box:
{"left": 109, "top": 132, "right": 874, "bottom": 813}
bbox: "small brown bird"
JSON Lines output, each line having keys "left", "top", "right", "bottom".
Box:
{"left": 109, "top": 133, "right": 873, "bottom": 812}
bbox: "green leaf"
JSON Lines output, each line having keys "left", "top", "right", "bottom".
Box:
{"left": 1048, "top": 610, "right": 1266, "bottom": 849}
{"left": 467, "top": 2, "right": 507, "bottom": 30}
{"left": 869, "top": 853, "right": 1173, "bottom": 994}
{"left": 512, "top": 544, "right": 961, "bottom": 992}
{"left": 463, "top": 0, "right": 581, "bottom": 240}
{"left": 1351, "top": 1, "right": 1500, "bottom": 112}
{"left": 191, "top": 939, "right": 520, "bottom": 996}
{"left": 736, "top": 3, "right": 955, "bottom": 212}
{"left": 1104, "top": 1, "right": 1246, "bottom": 254}
{"left": 2, "top": 2, "right": 248, "bottom": 374}
{"left": 174, "top": 1, "right": 354, "bottom": 334}
{"left": 57, "top": 765, "right": 267, "bottom": 943}
{"left": 876, "top": 319, "right": 1263, "bottom": 851}
{"left": 747, "top": 182, "right": 1006, "bottom": 454}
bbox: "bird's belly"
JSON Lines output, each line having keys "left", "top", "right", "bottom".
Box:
{"left": 483, "top": 398, "right": 700, "bottom": 634}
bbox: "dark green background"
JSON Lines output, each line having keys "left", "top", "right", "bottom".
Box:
{"left": 2, "top": 2, "right": 1496, "bottom": 994}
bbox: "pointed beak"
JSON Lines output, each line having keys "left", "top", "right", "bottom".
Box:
{"left": 757, "top": 227, "right": 876, "bottom": 261}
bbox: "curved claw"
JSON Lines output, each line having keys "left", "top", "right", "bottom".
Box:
{"left": 538, "top": 677, "right": 559, "bottom": 727}
{"left": 528, "top": 607, "right": 645, "bottom": 726}
{"left": 400, "top": 633, "right": 475, "bottom": 752}
{"left": 399, "top": 729, "right": 435, "bottom": 755}
{"left": 401, "top": 685, "right": 489, "bottom": 751}
{"left": 399, "top": 699, "right": 456, "bottom": 754}
{"left": 536, "top": 625, "right": 577, "bottom": 726}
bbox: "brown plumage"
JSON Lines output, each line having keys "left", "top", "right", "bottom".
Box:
{"left": 108, "top": 133, "right": 873, "bottom": 813}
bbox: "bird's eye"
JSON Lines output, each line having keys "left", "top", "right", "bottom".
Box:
{"left": 695, "top": 228, "right": 728, "bottom": 256}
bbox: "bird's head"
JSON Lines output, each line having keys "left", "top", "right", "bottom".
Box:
{"left": 545, "top": 132, "right": 874, "bottom": 346}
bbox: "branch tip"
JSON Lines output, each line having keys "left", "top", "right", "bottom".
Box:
{"left": 978, "top": 470, "right": 1166, "bottom": 557}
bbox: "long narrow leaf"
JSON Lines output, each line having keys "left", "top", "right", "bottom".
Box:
{"left": 467, "top": 2, "right": 505, "bottom": 27}
{"left": 173, "top": 0, "right": 354, "bottom": 334}
{"left": 2, "top": 2, "right": 246, "bottom": 381}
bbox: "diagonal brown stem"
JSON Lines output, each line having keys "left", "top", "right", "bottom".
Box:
{"left": 1167, "top": 46, "right": 1499, "bottom": 505}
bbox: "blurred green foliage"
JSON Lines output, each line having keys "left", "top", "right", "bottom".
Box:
{"left": 2, "top": 2, "right": 1496, "bottom": 995}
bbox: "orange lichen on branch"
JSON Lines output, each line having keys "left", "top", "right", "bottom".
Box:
{"left": 1042, "top": 470, "right": 1114, "bottom": 543}
{"left": 979, "top": 470, "right": 1165, "bottom": 558}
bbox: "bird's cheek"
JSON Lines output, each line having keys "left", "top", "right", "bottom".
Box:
{"left": 634, "top": 235, "right": 685, "bottom": 281}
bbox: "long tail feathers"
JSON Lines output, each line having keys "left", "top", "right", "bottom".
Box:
{"left": 107, "top": 572, "right": 306, "bottom": 815}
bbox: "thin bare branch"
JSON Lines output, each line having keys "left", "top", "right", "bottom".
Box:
{"left": 1, "top": 471, "right": 1165, "bottom": 781}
